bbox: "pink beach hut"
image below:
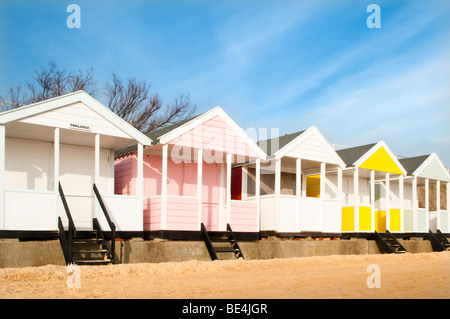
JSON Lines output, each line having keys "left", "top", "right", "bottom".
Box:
{"left": 115, "top": 106, "right": 267, "bottom": 239}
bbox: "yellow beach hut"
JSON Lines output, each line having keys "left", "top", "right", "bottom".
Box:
{"left": 336, "top": 141, "right": 407, "bottom": 233}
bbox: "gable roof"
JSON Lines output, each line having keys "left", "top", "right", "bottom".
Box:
{"left": 257, "top": 126, "right": 346, "bottom": 167}
{"left": 336, "top": 143, "right": 377, "bottom": 167}
{"left": 0, "top": 91, "right": 153, "bottom": 147}
{"left": 337, "top": 141, "right": 406, "bottom": 175}
{"left": 399, "top": 155, "right": 430, "bottom": 175}
{"left": 117, "top": 106, "right": 267, "bottom": 159}
{"left": 400, "top": 153, "right": 450, "bottom": 181}
{"left": 257, "top": 130, "right": 305, "bottom": 156}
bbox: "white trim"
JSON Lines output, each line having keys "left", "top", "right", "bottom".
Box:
{"left": 137, "top": 143, "right": 144, "bottom": 231}
{"left": 399, "top": 175, "right": 404, "bottom": 233}
{"left": 0, "top": 124, "right": 5, "bottom": 229}
{"left": 386, "top": 173, "right": 390, "bottom": 231}
{"left": 197, "top": 149, "right": 203, "bottom": 230}
{"left": 161, "top": 144, "right": 168, "bottom": 230}
{"left": 157, "top": 106, "right": 267, "bottom": 160}
{"left": 370, "top": 170, "right": 375, "bottom": 232}
{"left": 412, "top": 153, "right": 450, "bottom": 181}
{"left": 255, "top": 158, "right": 261, "bottom": 232}
{"left": 94, "top": 134, "right": 101, "bottom": 220}
{"left": 226, "top": 153, "right": 232, "bottom": 224}
{"left": 354, "top": 168, "right": 359, "bottom": 231}
{"left": 273, "top": 126, "right": 346, "bottom": 168}
{"left": 53, "top": 128, "right": 60, "bottom": 229}
{"left": 275, "top": 158, "right": 281, "bottom": 231}
{"left": 353, "top": 141, "right": 407, "bottom": 176}
{"left": 0, "top": 91, "right": 153, "bottom": 147}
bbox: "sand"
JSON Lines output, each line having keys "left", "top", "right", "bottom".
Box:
{"left": 0, "top": 251, "right": 448, "bottom": 299}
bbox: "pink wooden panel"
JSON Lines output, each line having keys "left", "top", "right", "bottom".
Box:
{"left": 165, "top": 196, "right": 199, "bottom": 231}
{"left": 230, "top": 201, "right": 258, "bottom": 232}
{"left": 143, "top": 197, "right": 162, "bottom": 231}
{"left": 202, "top": 203, "right": 220, "bottom": 231}
{"left": 202, "top": 163, "right": 220, "bottom": 204}
{"left": 114, "top": 154, "right": 136, "bottom": 195}
{"left": 169, "top": 115, "right": 258, "bottom": 158}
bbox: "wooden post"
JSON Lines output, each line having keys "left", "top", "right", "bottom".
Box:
{"left": 137, "top": 143, "right": 144, "bottom": 232}
{"left": 399, "top": 175, "right": 404, "bottom": 233}
{"left": 226, "top": 153, "right": 232, "bottom": 225}
{"left": 296, "top": 158, "right": 301, "bottom": 232}
{"left": 53, "top": 128, "right": 60, "bottom": 228}
{"left": 425, "top": 178, "right": 429, "bottom": 230}
{"left": 275, "top": 158, "right": 281, "bottom": 231}
{"left": 197, "top": 149, "right": 203, "bottom": 230}
{"left": 354, "top": 168, "right": 359, "bottom": 232}
{"left": 370, "top": 170, "right": 375, "bottom": 232}
{"left": 256, "top": 158, "right": 261, "bottom": 233}
{"left": 94, "top": 133, "right": 100, "bottom": 220}
{"left": 386, "top": 173, "right": 390, "bottom": 231}
{"left": 319, "top": 162, "right": 326, "bottom": 231}
{"left": 161, "top": 144, "right": 168, "bottom": 230}
{"left": 412, "top": 175, "right": 418, "bottom": 232}
{"left": 436, "top": 180, "right": 440, "bottom": 230}
{"left": 0, "top": 125, "right": 6, "bottom": 229}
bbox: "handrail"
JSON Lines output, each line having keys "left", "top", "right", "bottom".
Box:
{"left": 58, "top": 182, "right": 76, "bottom": 264}
{"left": 93, "top": 183, "right": 116, "bottom": 264}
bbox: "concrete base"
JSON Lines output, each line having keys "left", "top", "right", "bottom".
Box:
{"left": 0, "top": 237, "right": 434, "bottom": 268}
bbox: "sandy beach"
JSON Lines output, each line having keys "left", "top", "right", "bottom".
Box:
{"left": 0, "top": 251, "right": 448, "bottom": 299}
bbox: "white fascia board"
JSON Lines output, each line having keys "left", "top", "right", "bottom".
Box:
{"left": 274, "top": 126, "right": 346, "bottom": 168}
{"left": 158, "top": 106, "right": 267, "bottom": 160}
{"left": 353, "top": 140, "right": 407, "bottom": 175}
{"left": 0, "top": 91, "right": 153, "bottom": 146}
{"left": 413, "top": 153, "right": 450, "bottom": 181}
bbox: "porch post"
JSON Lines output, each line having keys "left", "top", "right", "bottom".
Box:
{"left": 226, "top": 153, "right": 232, "bottom": 225}
{"left": 256, "top": 158, "right": 261, "bottom": 232}
{"left": 137, "top": 143, "right": 144, "bottom": 231}
{"left": 242, "top": 166, "right": 248, "bottom": 200}
{"left": 197, "top": 149, "right": 203, "bottom": 230}
{"left": 161, "top": 144, "right": 168, "bottom": 230}
{"left": 425, "top": 178, "right": 429, "bottom": 230}
{"left": 0, "top": 124, "right": 5, "bottom": 229}
{"left": 296, "top": 158, "right": 301, "bottom": 232}
{"left": 94, "top": 133, "right": 100, "bottom": 220}
{"left": 436, "top": 180, "right": 440, "bottom": 230}
{"left": 275, "top": 158, "right": 281, "bottom": 231}
{"left": 109, "top": 150, "right": 115, "bottom": 195}
{"left": 354, "top": 168, "right": 359, "bottom": 232}
{"left": 386, "top": 173, "right": 390, "bottom": 231}
{"left": 319, "top": 162, "right": 326, "bottom": 231}
{"left": 412, "top": 176, "right": 418, "bottom": 232}
{"left": 370, "top": 170, "right": 375, "bottom": 232}
{"left": 337, "top": 167, "right": 343, "bottom": 204}
{"left": 399, "top": 175, "right": 404, "bottom": 233}
{"left": 53, "top": 128, "right": 60, "bottom": 228}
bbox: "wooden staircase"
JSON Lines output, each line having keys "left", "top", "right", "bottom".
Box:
{"left": 374, "top": 230, "right": 407, "bottom": 254}
{"left": 428, "top": 229, "right": 450, "bottom": 252}
{"left": 201, "top": 223, "right": 244, "bottom": 261}
{"left": 58, "top": 183, "right": 116, "bottom": 265}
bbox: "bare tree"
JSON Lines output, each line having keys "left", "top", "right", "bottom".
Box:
{"left": 0, "top": 63, "right": 197, "bottom": 134}
{"left": 105, "top": 73, "right": 196, "bottom": 133}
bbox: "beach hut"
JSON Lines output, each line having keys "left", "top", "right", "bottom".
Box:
{"left": 0, "top": 91, "right": 152, "bottom": 236}
{"left": 236, "top": 126, "right": 346, "bottom": 235}
{"left": 336, "top": 141, "right": 407, "bottom": 233}
{"left": 399, "top": 153, "right": 450, "bottom": 234}
{"left": 114, "top": 106, "right": 266, "bottom": 239}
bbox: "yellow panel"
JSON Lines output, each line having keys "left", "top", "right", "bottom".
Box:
{"left": 306, "top": 174, "right": 320, "bottom": 198}
{"left": 359, "top": 206, "right": 372, "bottom": 231}
{"left": 375, "top": 211, "right": 386, "bottom": 232}
{"left": 342, "top": 207, "right": 354, "bottom": 231}
{"left": 359, "top": 146, "right": 403, "bottom": 175}
{"left": 390, "top": 209, "right": 401, "bottom": 232}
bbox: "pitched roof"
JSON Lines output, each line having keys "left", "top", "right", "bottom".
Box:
{"left": 336, "top": 143, "right": 377, "bottom": 167}
{"left": 257, "top": 130, "right": 305, "bottom": 156}
{"left": 399, "top": 155, "right": 430, "bottom": 175}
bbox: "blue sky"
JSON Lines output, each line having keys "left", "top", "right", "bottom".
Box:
{"left": 1, "top": 1, "right": 449, "bottom": 165}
